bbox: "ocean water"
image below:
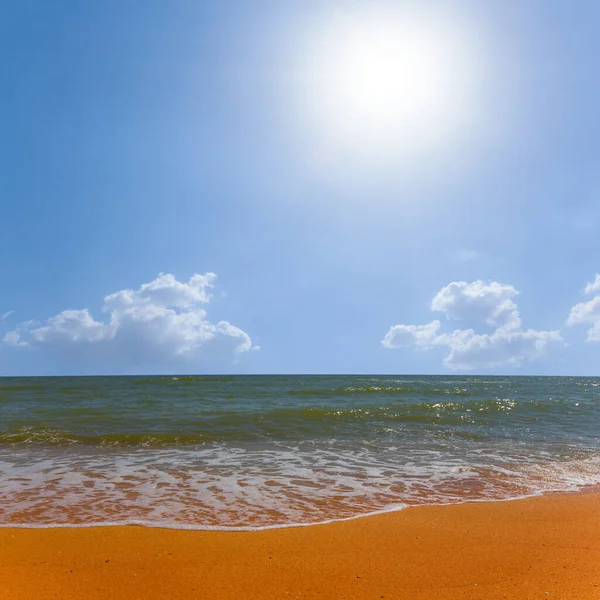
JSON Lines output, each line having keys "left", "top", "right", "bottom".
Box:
{"left": 0, "top": 375, "right": 598, "bottom": 530}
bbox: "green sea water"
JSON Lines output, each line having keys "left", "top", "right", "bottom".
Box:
{"left": 0, "top": 375, "right": 598, "bottom": 528}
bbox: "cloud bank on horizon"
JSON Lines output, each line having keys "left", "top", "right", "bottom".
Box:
{"left": 4, "top": 273, "right": 600, "bottom": 373}
{"left": 3, "top": 273, "right": 258, "bottom": 368}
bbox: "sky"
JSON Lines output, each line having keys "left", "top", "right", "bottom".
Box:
{"left": 1, "top": 0, "right": 600, "bottom": 376}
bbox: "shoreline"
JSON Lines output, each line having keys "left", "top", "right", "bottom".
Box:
{"left": 2, "top": 484, "right": 599, "bottom": 531}
{"left": 1, "top": 490, "right": 599, "bottom": 599}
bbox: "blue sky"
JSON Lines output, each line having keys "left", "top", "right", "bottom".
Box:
{"left": 1, "top": 0, "right": 600, "bottom": 375}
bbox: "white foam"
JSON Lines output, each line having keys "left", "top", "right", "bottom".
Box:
{"left": 0, "top": 442, "right": 598, "bottom": 530}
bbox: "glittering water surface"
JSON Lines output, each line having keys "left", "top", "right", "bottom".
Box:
{"left": 0, "top": 375, "right": 598, "bottom": 528}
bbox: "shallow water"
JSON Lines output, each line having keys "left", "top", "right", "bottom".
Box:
{"left": 0, "top": 375, "right": 598, "bottom": 528}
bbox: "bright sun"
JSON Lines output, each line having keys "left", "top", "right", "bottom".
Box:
{"left": 295, "top": 5, "right": 481, "bottom": 167}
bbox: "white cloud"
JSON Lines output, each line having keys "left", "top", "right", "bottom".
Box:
{"left": 430, "top": 280, "right": 521, "bottom": 330}
{"left": 1, "top": 310, "right": 14, "bottom": 320}
{"left": 3, "top": 273, "right": 258, "bottom": 365}
{"left": 32, "top": 309, "right": 110, "bottom": 344}
{"left": 3, "top": 330, "right": 27, "bottom": 347}
{"left": 584, "top": 274, "right": 600, "bottom": 295}
{"left": 568, "top": 276, "right": 600, "bottom": 342}
{"left": 436, "top": 327, "right": 562, "bottom": 370}
{"left": 382, "top": 321, "right": 441, "bottom": 349}
{"left": 382, "top": 280, "right": 562, "bottom": 370}
{"left": 104, "top": 273, "right": 216, "bottom": 312}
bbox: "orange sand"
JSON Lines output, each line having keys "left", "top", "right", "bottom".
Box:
{"left": 1, "top": 491, "right": 599, "bottom": 600}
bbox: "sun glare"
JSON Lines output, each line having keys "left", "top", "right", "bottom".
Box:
{"left": 294, "top": 6, "right": 482, "bottom": 169}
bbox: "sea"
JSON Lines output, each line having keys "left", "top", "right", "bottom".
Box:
{"left": 0, "top": 375, "right": 598, "bottom": 530}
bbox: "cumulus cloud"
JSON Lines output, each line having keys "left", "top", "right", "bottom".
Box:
{"left": 3, "top": 273, "right": 258, "bottom": 365}
{"left": 2, "top": 330, "right": 27, "bottom": 347}
{"left": 382, "top": 280, "right": 562, "bottom": 370}
{"left": 430, "top": 280, "right": 521, "bottom": 330}
{"left": 434, "top": 327, "right": 562, "bottom": 370}
{"left": 382, "top": 321, "right": 441, "bottom": 349}
{"left": 584, "top": 274, "right": 600, "bottom": 295}
{"left": 568, "top": 275, "right": 600, "bottom": 342}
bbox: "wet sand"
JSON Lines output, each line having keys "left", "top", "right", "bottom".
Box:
{"left": 1, "top": 490, "right": 599, "bottom": 600}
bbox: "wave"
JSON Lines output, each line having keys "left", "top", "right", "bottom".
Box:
{"left": 287, "top": 386, "right": 472, "bottom": 396}
{"left": 3, "top": 487, "right": 599, "bottom": 531}
{"left": 0, "top": 383, "right": 45, "bottom": 392}
{"left": 130, "top": 376, "right": 238, "bottom": 384}
{"left": 0, "top": 394, "right": 590, "bottom": 447}
{"left": 0, "top": 446, "right": 598, "bottom": 529}
{"left": 0, "top": 428, "right": 237, "bottom": 447}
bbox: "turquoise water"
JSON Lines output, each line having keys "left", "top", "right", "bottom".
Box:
{"left": 0, "top": 375, "right": 599, "bottom": 528}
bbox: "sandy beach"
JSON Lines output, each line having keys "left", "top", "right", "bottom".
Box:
{"left": 1, "top": 490, "right": 598, "bottom": 600}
